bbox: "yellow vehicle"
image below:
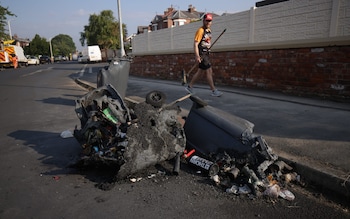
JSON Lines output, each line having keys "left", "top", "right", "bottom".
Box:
{"left": 0, "top": 41, "right": 28, "bottom": 68}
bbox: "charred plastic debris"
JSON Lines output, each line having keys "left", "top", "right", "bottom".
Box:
{"left": 73, "top": 84, "right": 185, "bottom": 180}
{"left": 73, "top": 84, "right": 301, "bottom": 200}
{"left": 182, "top": 96, "right": 301, "bottom": 200}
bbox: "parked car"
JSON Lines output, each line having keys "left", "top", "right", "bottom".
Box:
{"left": 27, "top": 56, "right": 40, "bottom": 65}
{"left": 40, "top": 56, "right": 51, "bottom": 64}
{"left": 54, "top": 56, "right": 60, "bottom": 62}
{"left": 78, "top": 55, "right": 88, "bottom": 63}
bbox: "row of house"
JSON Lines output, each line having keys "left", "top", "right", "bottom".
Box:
{"left": 135, "top": 1, "right": 285, "bottom": 35}
{"left": 137, "top": 5, "right": 218, "bottom": 34}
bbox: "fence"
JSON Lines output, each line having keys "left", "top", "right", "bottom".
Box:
{"left": 132, "top": 0, "right": 349, "bottom": 55}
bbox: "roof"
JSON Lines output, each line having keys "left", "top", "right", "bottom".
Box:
{"left": 150, "top": 6, "right": 219, "bottom": 24}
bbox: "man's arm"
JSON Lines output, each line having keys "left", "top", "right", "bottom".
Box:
{"left": 194, "top": 41, "right": 201, "bottom": 63}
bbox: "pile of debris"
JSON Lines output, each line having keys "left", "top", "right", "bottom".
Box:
{"left": 72, "top": 85, "right": 301, "bottom": 200}
{"left": 73, "top": 85, "right": 186, "bottom": 179}
{"left": 181, "top": 97, "right": 302, "bottom": 200}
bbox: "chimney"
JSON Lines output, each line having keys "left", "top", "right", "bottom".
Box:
{"left": 188, "top": 5, "right": 196, "bottom": 13}
{"left": 164, "top": 6, "right": 174, "bottom": 15}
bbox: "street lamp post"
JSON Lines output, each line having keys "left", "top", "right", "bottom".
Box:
{"left": 117, "top": 0, "right": 125, "bottom": 57}
{"left": 49, "top": 38, "right": 53, "bottom": 63}
{"left": 7, "top": 20, "right": 14, "bottom": 40}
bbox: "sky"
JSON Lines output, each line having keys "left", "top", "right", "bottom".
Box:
{"left": 2, "top": 0, "right": 258, "bottom": 51}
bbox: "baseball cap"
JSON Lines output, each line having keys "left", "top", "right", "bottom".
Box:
{"left": 203, "top": 13, "right": 212, "bottom": 21}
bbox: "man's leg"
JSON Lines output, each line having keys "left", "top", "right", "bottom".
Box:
{"left": 206, "top": 68, "right": 216, "bottom": 91}
{"left": 189, "top": 69, "right": 202, "bottom": 88}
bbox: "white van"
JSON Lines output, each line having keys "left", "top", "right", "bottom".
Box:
{"left": 87, "top": 45, "right": 102, "bottom": 62}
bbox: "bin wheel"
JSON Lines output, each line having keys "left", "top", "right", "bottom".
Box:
{"left": 146, "top": 90, "right": 166, "bottom": 108}
{"left": 97, "top": 70, "right": 104, "bottom": 88}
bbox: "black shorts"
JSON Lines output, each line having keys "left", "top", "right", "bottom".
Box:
{"left": 199, "top": 55, "right": 211, "bottom": 70}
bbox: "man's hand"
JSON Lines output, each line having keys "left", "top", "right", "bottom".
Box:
{"left": 196, "top": 55, "right": 201, "bottom": 63}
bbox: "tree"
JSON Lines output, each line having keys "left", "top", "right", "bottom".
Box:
{"left": 24, "top": 34, "right": 49, "bottom": 56}
{"left": 79, "top": 10, "right": 127, "bottom": 50}
{"left": 0, "top": 4, "right": 16, "bottom": 40}
{"left": 51, "top": 34, "right": 76, "bottom": 57}
{"left": 24, "top": 34, "right": 76, "bottom": 57}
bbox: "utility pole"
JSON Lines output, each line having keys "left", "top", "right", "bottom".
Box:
{"left": 7, "top": 20, "right": 13, "bottom": 40}
{"left": 49, "top": 38, "right": 54, "bottom": 63}
{"left": 117, "top": 0, "right": 125, "bottom": 57}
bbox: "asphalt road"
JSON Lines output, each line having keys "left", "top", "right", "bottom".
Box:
{"left": 0, "top": 62, "right": 349, "bottom": 219}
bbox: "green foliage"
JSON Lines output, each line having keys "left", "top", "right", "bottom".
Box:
{"left": 24, "top": 34, "right": 49, "bottom": 56}
{"left": 51, "top": 34, "right": 76, "bottom": 56}
{"left": 80, "top": 10, "right": 127, "bottom": 50}
{"left": 24, "top": 34, "right": 76, "bottom": 57}
{"left": 0, "top": 4, "right": 16, "bottom": 40}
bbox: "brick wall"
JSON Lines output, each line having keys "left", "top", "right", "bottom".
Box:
{"left": 130, "top": 45, "right": 350, "bottom": 100}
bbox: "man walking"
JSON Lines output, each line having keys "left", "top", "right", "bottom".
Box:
{"left": 11, "top": 54, "right": 18, "bottom": 69}
{"left": 186, "top": 13, "right": 223, "bottom": 97}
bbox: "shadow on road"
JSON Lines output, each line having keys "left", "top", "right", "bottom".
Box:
{"left": 8, "top": 130, "right": 80, "bottom": 169}
{"left": 38, "top": 96, "right": 77, "bottom": 106}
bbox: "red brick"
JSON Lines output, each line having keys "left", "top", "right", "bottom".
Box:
{"left": 130, "top": 46, "right": 350, "bottom": 100}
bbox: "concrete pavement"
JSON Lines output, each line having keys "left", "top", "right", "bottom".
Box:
{"left": 74, "top": 66, "right": 350, "bottom": 204}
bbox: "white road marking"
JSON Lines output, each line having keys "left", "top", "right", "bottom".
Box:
{"left": 21, "top": 67, "right": 53, "bottom": 77}
{"left": 78, "top": 64, "right": 88, "bottom": 77}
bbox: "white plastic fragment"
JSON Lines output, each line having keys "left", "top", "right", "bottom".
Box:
{"left": 238, "top": 184, "right": 252, "bottom": 194}
{"left": 157, "top": 170, "right": 166, "bottom": 175}
{"left": 279, "top": 189, "right": 295, "bottom": 201}
{"left": 284, "top": 173, "right": 293, "bottom": 183}
{"left": 264, "top": 184, "right": 281, "bottom": 198}
{"left": 211, "top": 174, "right": 220, "bottom": 185}
{"left": 60, "top": 130, "right": 73, "bottom": 138}
{"left": 148, "top": 174, "right": 156, "bottom": 179}
{"left": 129, "top": 177, "right": 142, "bottom": 183}
{"left": 226, "top": 185, "right": 239, "bottom": 194}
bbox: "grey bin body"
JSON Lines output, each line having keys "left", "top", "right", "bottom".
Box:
{"left": 97, "top": 58, "right": 131, "bottom": 99}
{"left": 184, "top": 100, "right": 255, "bottom": 158}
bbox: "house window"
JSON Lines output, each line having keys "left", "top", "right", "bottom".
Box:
{"left": 174, "top": 19, "right": 186, "bottom": 27}
{"left": 152, "top": 24, "right": 158, "bottom": 31}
